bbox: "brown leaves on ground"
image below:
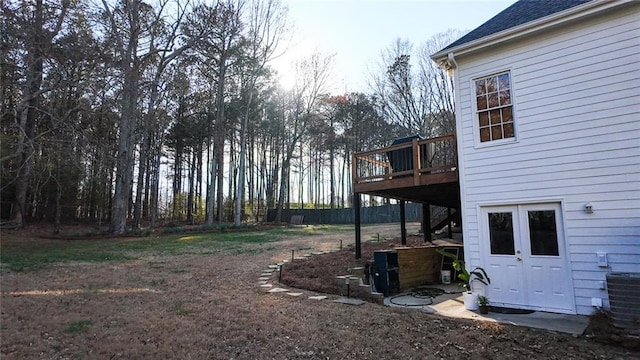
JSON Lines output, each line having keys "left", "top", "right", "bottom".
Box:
{"left": 1, "top": 226, "right": 638, "bottom": 359}
{"left": 280, "top": 236, "right": 427, "bottom": 302}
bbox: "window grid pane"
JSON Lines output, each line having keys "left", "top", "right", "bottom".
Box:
{"left": 476, "top": 72, "right": 514, "bottom": 143}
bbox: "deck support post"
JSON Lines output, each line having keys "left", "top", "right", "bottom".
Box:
{"left": 400, "top": 200, "right": 407, "bottom": 245}
{"left": 354, "top": 193, "right": 362, "bottom": 259}
{"left": 423, "top": 203, "right": 432, "bottom": 243}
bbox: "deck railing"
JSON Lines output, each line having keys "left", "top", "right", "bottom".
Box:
{"left": 352, "top": 134, "right": 457, "bottom": 186}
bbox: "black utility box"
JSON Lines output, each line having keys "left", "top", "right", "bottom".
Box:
{"left": 373, "top": 250, "right": 399, "bottom": 296}
{"left": 386, "top": 135, "right": 423, "bottom": 173}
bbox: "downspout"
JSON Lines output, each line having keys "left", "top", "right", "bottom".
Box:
{"left": 447, "top": 52, "right": 458, "bottom": 74}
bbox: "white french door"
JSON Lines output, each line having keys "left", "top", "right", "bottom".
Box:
{"left": 480, "top": 203, "right": 574, "bottom": 313}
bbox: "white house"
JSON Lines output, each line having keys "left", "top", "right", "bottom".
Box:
{"left": 431, "top": 0, "right": 639, "bottom": 316}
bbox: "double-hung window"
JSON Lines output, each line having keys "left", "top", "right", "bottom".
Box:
{"left": 475, "top": 72, "right": 514, "bottom": 143}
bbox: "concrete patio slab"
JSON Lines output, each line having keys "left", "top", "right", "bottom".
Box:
{"left": 385, "top": 285, "right": 589, "bottom": 337}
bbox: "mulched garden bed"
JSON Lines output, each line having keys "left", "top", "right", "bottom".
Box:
{"left": 280, "top": 235, "right": 430, "bottom": 302}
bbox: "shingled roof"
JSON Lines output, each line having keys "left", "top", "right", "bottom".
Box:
{"left": 440, "top": 0, "right": 593, "bottom": 52}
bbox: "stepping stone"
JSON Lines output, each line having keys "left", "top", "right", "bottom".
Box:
{"left": 260, "top": 273, "right": 272, "bottom": 277}
{"left": 286, "top": 292, "right": 303, "bottom": 297}
{"left": 258, "top": 277, "right": 270, "bottom": 281}
{"left": 333, "top": 297, "right": 366, "bottom": 306}
{"left": 281, "top": 259, "right": 290, "bottom": 263}
{"left": 268, "top": 265, "right": 278, "bottom": 269}
{"left": 258, "top": 281, "right": 268, "bottom": 285}
{"left": 422, "top": 307, "right": 436, "bottom": 314}
{"left": 267, "top": 287, "right": 289, "bottom": 293}
{"left": 260, "top": 284, "right": 273, "bottom": 288}
{"left": 302, "top": 254, "right": 312, "bottom": 258}
{"left": 311, "top": 252, "right": 324, "bottom": 255}
{"left": 308, "top": 295, "right": 328, "bottom": 300}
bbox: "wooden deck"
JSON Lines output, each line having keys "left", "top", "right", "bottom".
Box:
{"left": 352, "top": 134, "right": 460, "bottom": 208}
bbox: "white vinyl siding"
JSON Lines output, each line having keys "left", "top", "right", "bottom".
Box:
{"left": 454, "top": 6, "right": 640, "bottom": 315}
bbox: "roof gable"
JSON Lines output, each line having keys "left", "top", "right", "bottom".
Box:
{"left": 440, "top": 0, "right": 593, "bottom": 52}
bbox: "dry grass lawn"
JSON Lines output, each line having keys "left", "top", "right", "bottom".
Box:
{"left": 1, "top": 223, "right": 637, "bottom": 359}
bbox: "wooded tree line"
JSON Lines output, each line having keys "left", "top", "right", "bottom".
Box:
{"left": 1, "top": 0, "right": 459, "bottom": 233}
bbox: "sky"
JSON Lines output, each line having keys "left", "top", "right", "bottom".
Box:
{"left": 273, "top": 0, "right": 518, "bottom": 93}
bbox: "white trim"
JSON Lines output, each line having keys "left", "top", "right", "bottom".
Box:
{"left": 476, "top": 197, "right": 566, "bottom": 208}
{"left": 431, "top": 0, "right": 636, "bottom": 62}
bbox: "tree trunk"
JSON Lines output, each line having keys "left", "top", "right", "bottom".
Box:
{"left": 110, "top": 1, "right": 141, "bottom": 234}
{"left": 330, "top": 147, "right": 335, "bottom": 208}
{"left": 134, "top": 82, "right": 160, "bottom": 228}
{"left": 196, "top": 144, "right": 203, "bottom": 221}
{"left": 110, "top": 69, "right": 137, "bottom": 233}
{"left": 133, "top": 133, "right": 150, "bottom": 228}
{"left": 214, "top": 57, "right": 227, "bottom": 224}
{"left": 187, "top": 151, "right": 196, "bottom": 224}
{"left": 143, "top": 154, "right": 151, "bottom": 219}
{"left": 173, "top": 136, "right": 183, "bottom": 220}
{"left": 11, "top": 0, "right": 45, "bottom": 227}
{"left": 275, "top": 156, "right": 290, "bottom": 223}
{"left": 54, "top": 177, "right": 61, "bottom": 234}
{"left": 275, "top": 138, "right": 296, "bottom": 222}
{"left": 205, "top": 112, "right": 215, "bottom": 225}
{"left": 150, "top": 146, "right": 161, "bottom": 227}
{"left": 234, "top": 90, "right": 254, "bottom": 225}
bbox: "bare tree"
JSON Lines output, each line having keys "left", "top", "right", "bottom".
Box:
{"left": 274, "top": 52, "right": 334, "bottom": 222}
{"left": 133, "top": 0, "right": 198, "bottom": 228}
{"left": 187, "top": 0, "right": 245, "bottom": 225}
{"left": 233, "top": 0, "right": 289, "bottom": 225}
{"left": 370, "top": 31, "right": 463, "bottom": 138}
{"left": 99, "top": 0, "right": 150, "bottom": 234}
{"left": 416, "top": 30, "right": 464, "bottom": 135}
{"left": 101, "top": 0, "right": 203, "bottom": 233}
{"left": 5, "top": 0, "right": 70, "bottom": 227}
{"left": 370, "top": 39, "right": 422, "bottom": 135}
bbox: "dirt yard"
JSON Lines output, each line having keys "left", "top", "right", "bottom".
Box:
{"left": 1, "top": 223, "right": 637, "bottom": 359}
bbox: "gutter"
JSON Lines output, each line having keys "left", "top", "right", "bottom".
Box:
{"left": 438, "top": 52, "right": 458, "bottom": 76}
{"left": 430, "top": 0, "right": 636, "bottom": 64}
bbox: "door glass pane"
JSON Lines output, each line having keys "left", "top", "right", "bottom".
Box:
{"left": 488, "top": 212, "right": 515, "bottom": 255}
{"left": 528, "top": 210, "right": 559, "bottom": 256}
